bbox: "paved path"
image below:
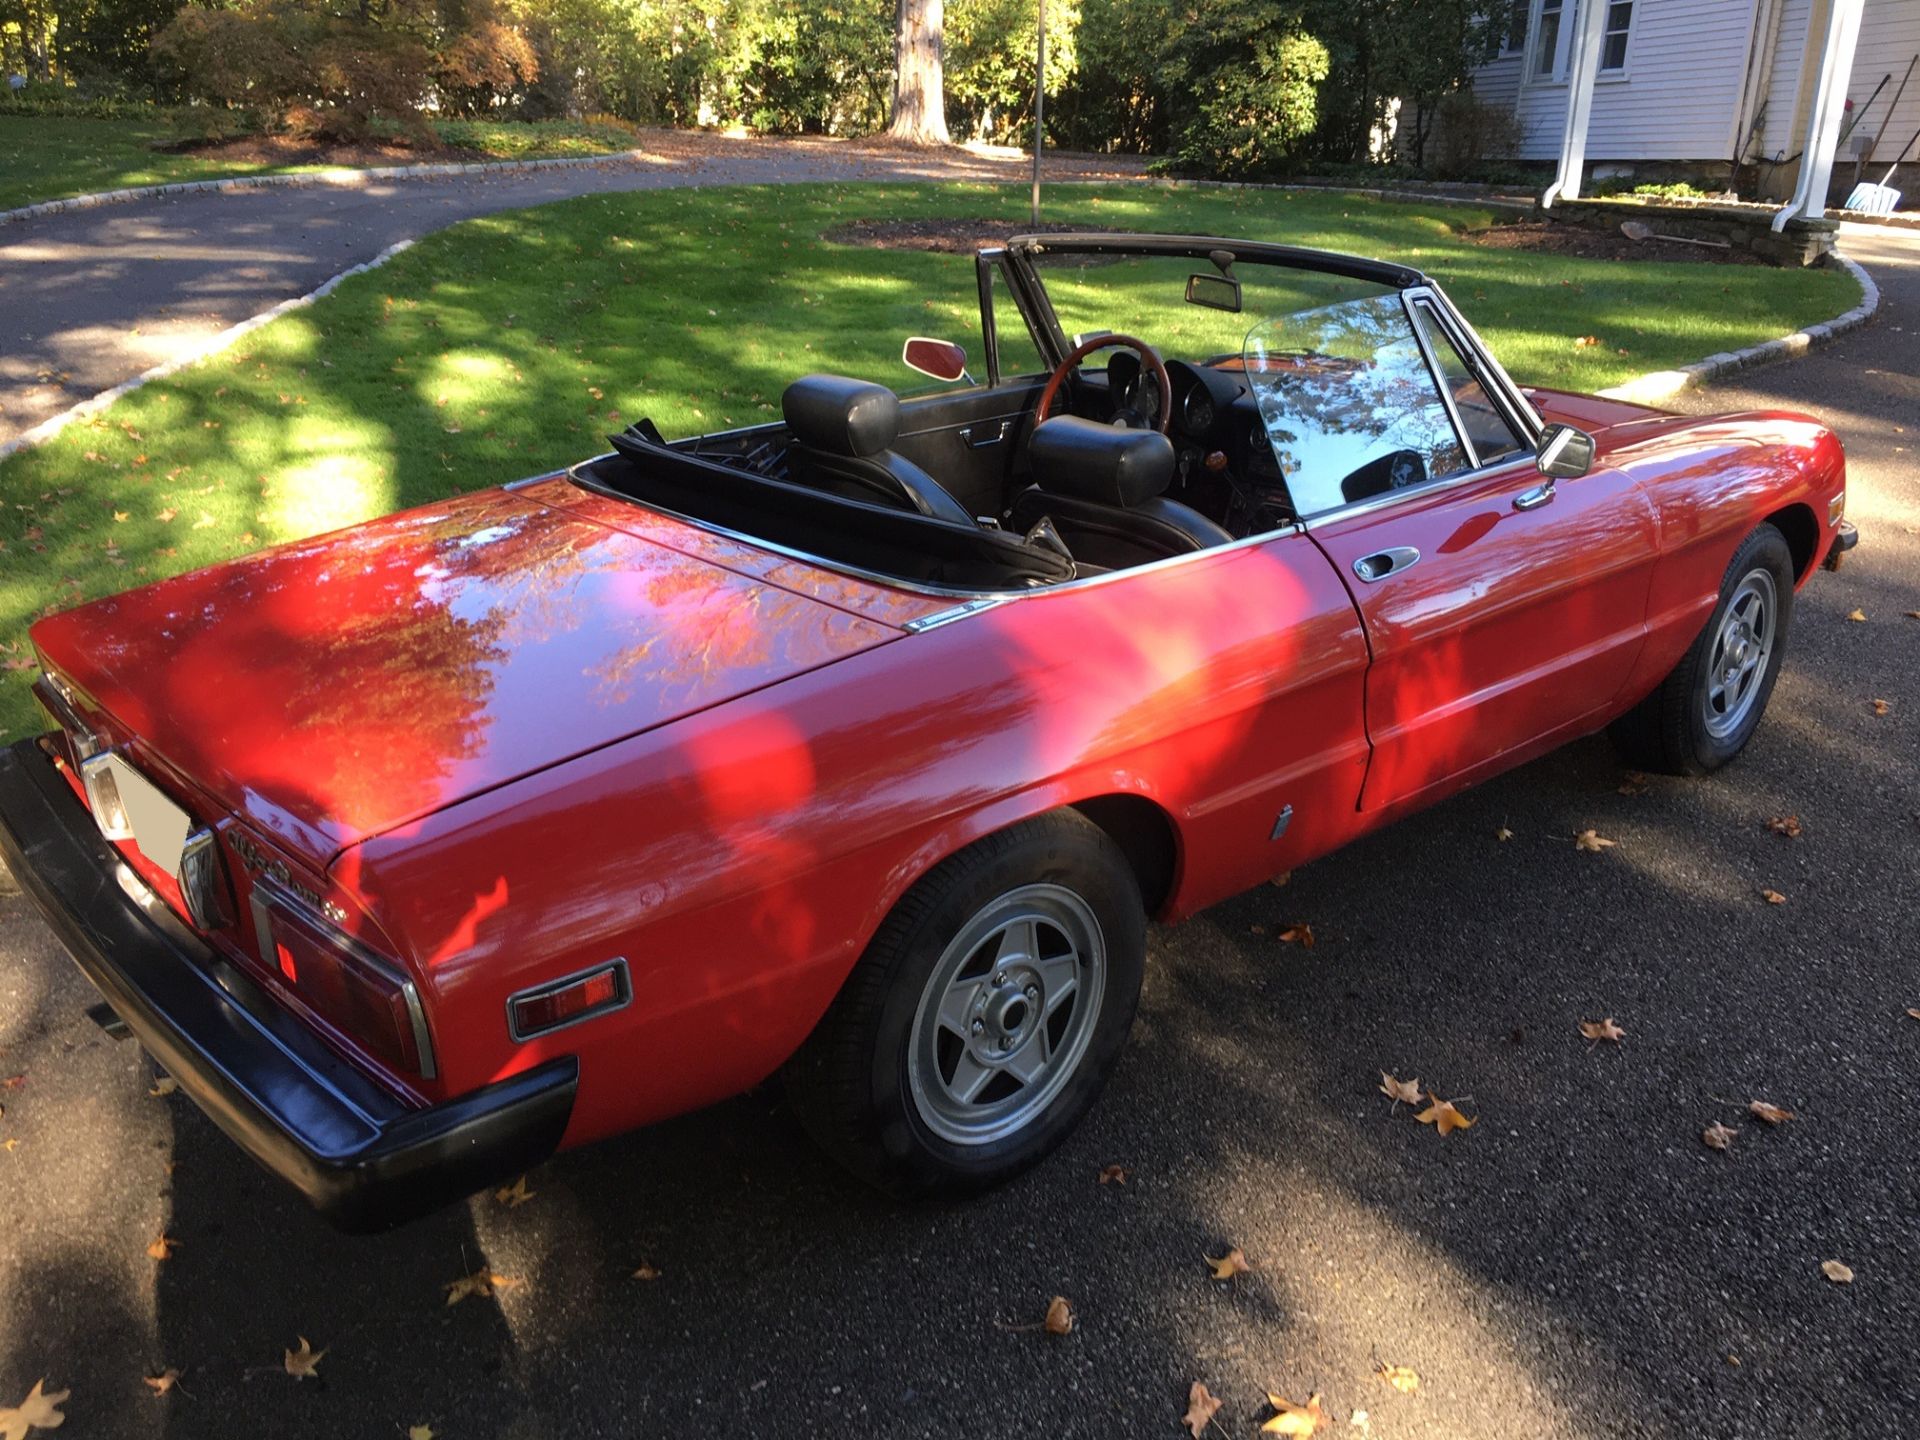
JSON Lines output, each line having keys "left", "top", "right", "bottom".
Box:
{"left": 0, "top": 220, "right": 1914, "bottom": 1440}
{"left": 0, "top": 131, "right": 1144, "bottom": 446}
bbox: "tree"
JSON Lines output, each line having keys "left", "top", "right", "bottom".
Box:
{"left": 885, "top": 0, "right": 948, "bottom": 144}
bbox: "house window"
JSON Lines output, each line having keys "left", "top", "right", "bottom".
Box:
{"left": 1601, "top": 0, "right": 1633, "bottom": 71}
{"left": 1534, "top": 0, "right": 1564, "bottom": 77}
{"left": 1506, "top": 0, "right": 1529, "bottom": 54}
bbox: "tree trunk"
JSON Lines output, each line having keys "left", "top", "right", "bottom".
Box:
{"left": 885, "top": 0, "right": 950, "bottom": 145}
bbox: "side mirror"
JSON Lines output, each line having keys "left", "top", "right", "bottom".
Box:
{"left": 1535, "top": 422, "right": 1596, "bottom": 479}
{"left": 903, "top": 336, "right": 969, "bottom": 383}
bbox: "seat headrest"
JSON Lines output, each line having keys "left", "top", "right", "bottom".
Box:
{"left": 782, "top": 375, "right": 900, "bottom": 457}
{"left": 1028, "top": 416, "right": 1176, "bottom": 508}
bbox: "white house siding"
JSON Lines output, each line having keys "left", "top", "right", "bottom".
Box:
{"left": 1758, "top": 0, "right": 1920, "bottom": 167}
{"left": 1485, "top": 0, "right": 1760, "bottom": 160}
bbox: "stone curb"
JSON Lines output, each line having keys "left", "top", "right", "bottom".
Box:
{"left": 0, "top": 239, "right": 415, "bottom": 463}
{"left": 1595, "top": 252, "right": 1879, "bottom": 406}
{"left": 0, "top": 149, "right": 658, "bottom": 228}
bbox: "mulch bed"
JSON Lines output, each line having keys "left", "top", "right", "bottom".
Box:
{"left": 823, "top": 217, "right": 1095, "bottom": 253}
{"left": 1469, "top": 220, "right": 1770, "bottom": 266}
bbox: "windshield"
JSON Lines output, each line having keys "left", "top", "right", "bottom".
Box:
{"left": 1031, "top": 248, "right": 1390, "bottom": 363}
{"left": 1244, "top": 294, "right": 1467, "bottom": 517}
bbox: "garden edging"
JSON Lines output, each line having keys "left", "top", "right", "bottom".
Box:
{"left": 0, "top": 239, "right": 414, "bottom": 464}
{"left": 1593, "top": 253, "right": 1878, "bottom": 406}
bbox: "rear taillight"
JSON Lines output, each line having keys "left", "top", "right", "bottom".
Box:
{"left": 79, "top": 752, "right": 135, "bottom": 840}
{"left": 249, "top": 878, "right": 435, "bottom": 1079}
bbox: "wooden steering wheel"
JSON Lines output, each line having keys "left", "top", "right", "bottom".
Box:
{"left": 1033, "top": 332, "right": 1173, "bottom": 435}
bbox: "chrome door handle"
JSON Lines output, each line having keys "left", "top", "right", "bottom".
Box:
{"left": 1352, "top": 546, "right": 1420, "bottom": 582}
{"left": 1513, "top": 479, "right": 1556, "bottom": 511}
{"left": 958, "top": 419, "right": 1014, "bottom": 449}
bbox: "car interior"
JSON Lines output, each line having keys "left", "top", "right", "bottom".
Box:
{"left": 571, "top": 242, "right": 1537, "bottom": 594}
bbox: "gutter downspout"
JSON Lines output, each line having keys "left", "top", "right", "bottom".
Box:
{"left": 1772, "top": 0, "right": 1867, "bottom": 230}
{"left": 1540, "top": 0, "right": 1611, "bottom": 208}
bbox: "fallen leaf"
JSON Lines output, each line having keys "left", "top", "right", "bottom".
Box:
{"left": 1749, "top": 1100, "right": 1795, "bottom": 1125}
{"left": 156, "top": 507, "right": 177, "bottom": 523}
{"left": 0, "top": 1075, "right": 23, "bottom": 1090}
{"left": 1846, "top": 608, "right": 1867, "bottom": 622}
{"left": 112, "top": 510, "right": 129, "bottom": 523}
{"left": 1205, "top": 1248, "right": 1253, "bottom": 1281}
{"left": 1573, "top": 335, "right": 1600, "bottom": 348}
{"left": 1821, "top": 1259, "right": 1854, "bottom": 1284}
{"left": 1574, "top": 829, "right": 1617, "bottom": 853}
{"left": 1097, "top": 1163, "right": 1130, "bottom": 1186}
{"left": 408, "top": 1428, "right": 436, "bottom": 1440}
{"left": 0, "top": 1380, "right": 69, "bottom": 1436}
{"left": 1416, "top": 1096, "right": 1475, "bottom": 1136}
{"left": 630, "top": 1262, "right": 661, "bottom": 1282}
{"left": 1043, "top": 1295, "right": 1075, "bottom": 1335}
{"left": 283, "top": 1337, "right": 325, "bottom": 1380}
{"left": 1618, "top": 770, "right": 1649, "bottom": 796}
{"left": 146, "top": 1234, "right": 177, "bottom": 1261}
{"left": 1270, "top": 871, "right": 1292, "bottom": 887}
{"left": 1349, "top": 1411, "right": 1371, "bottom": 1433}
{"left": 1495, "top": 825, "right": 1513, "bottom": 841}
{"left": 1703, "top": 1121, "right": 1740, "bottom": 1151}
{"left": 1761, "top": 888, "right": 1787, "bottom": 905}
{"left": 1184, "top": 1380, "right": 1224, "bottom": 1437}
{"left": 1907, "top": 1008, "right": 1920, "bottom": 1022}
{"left": 1905, "top": 611, "right": 1920, "bottom": 620}
{"left": 1376, "top": 1363, "right": 1420, "bottom": 1394}
{"left": 444, "top": 1270, "right": 518, "bottom": 1306}
{"left": 1580, "top": 1017, "right": 1625, "bottom": 1044}
{"left": 191, "top": 512, "right": 216, "bottom": 530}
{"left": 1379, "top": 1072, "right": 1423, "bottom": 1106}
{"left": 1871, "top": 699, "right": 1891, "bottom": 717}
{"left": 143, "top": 1369, "right": 181, "bottom": 1396}
{"left": 1262, "top": 1390, "right": 1326, "bottom": 1435}
{"left": 494, "top": 1174, "right": 535, "bottom": 1208}
{"left": 148, "top": 1076, "right": 177, "bottom": 1097}
{"left": 1766, "top": 814, "right": 1803, "bottom": 838}
{"left": 1277, "top": 923, "right": 1316, "bottom": 948}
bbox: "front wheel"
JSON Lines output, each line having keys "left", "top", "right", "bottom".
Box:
{"left": 784, "top": 811, "right": 1146, "bottom": 1197}
{"left": 1609, "top": 522, "right": 1795, "bottom": 775}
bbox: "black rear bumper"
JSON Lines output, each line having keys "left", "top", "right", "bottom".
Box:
{"left": 0, "top": 737, "right": 576, "bottom": 1231}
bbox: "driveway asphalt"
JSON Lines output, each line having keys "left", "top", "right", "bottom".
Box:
{"left": 0, "top": 130, "right": 1143, "bottom": 446}
{"left": 0, "top": 216, "right": 1914, "bottom": 1440}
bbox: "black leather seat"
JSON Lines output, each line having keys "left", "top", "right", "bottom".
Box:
{"left": 1009, "top": 417, "right": 1233, "bottom": 569}
{"left": 781, "top": 374, "right": 975, "bottom": 527}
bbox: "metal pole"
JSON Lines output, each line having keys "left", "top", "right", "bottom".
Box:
{"left": 1031, "top": 0, "right": 1045, "bottom": 225}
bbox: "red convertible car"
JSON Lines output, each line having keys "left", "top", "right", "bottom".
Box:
{"left": 0, "top": 233, "right": 1855, "bottom": 1228}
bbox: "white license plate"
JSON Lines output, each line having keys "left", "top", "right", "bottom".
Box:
{"left": 108, "top": 754, "right": 192, "bottom": 879}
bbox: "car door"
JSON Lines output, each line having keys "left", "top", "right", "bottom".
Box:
{"left": 1253, "top": 289, "right": 1660, "bottom": 813}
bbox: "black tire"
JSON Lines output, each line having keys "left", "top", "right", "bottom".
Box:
{"left": 784, "top": 810, "right": 1146, "bottom": 1198}
{"left": 1608, "top": 523, "right": 1795, "bottom": 776}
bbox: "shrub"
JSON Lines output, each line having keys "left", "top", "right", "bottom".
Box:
{"left": 1429, "top": 91, "right": 1523, "bottom": 180}
{"left": 1168, "top": 16, "right": 1330, "bottom": 180}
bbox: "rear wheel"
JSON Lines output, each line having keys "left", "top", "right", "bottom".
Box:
{"left": 1609, "top": 523, "right": 1794, "bottom": 775}
{"left": 785, "top": 811, "right": 1146, "bottom": 1196}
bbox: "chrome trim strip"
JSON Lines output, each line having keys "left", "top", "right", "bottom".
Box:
{"left": 904, "top": 598, "right": 1008, "bottom": 632}
{"left": 506, "top": 958, "right": 633, "bottom": 1043}
{"left": 1401, "top": 291, "right": 1482, "bottom": 472}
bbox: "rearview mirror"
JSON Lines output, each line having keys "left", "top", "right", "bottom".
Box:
{"left": 1185, "top": 272, "right": 1243, "bottom": 313}
{"left": 1535, "top": 422, "right": 1595, "bottom": 480}
{"left": 902, "top": 336, "right": 969, "bottom": 383}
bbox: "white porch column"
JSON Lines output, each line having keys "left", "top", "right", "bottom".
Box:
{"left": 1541, "top": 0, "right": 1611, "bottom": 207}
{"left": 1771, "top": 0, "right": 1867, "bottom": 230}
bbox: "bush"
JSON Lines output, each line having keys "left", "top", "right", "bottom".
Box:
{"left": 151, "top": 0, "right": 537, "bottom": 142}
{"left": 1166, "top": 9, "right": 1329, "bottom": 180}
{"left": 945, "top": 0, "right": 1077, "bottom": 145}
{"left": 1429, "top": 91, "right": 1522, "bottom": 180}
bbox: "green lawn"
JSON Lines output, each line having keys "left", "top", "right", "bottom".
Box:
{"left": 0, "top": 181, "right": 1859, "bottom": 738}
{"left": 0, "top": 114, "right": 643, "bottom": 212}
